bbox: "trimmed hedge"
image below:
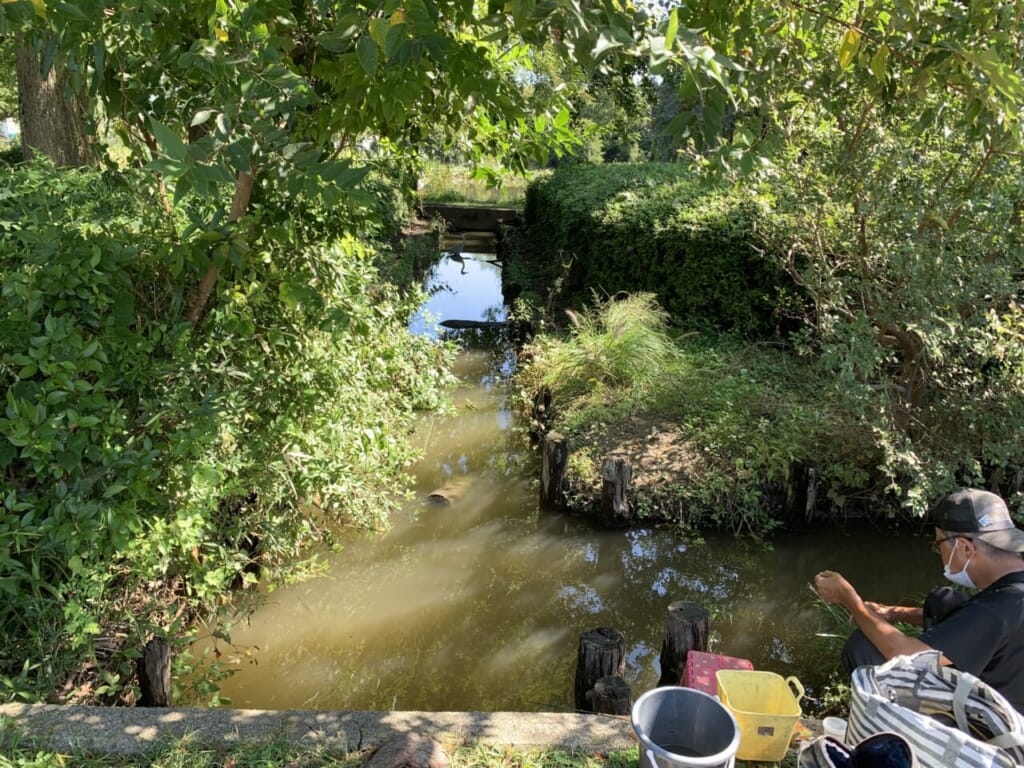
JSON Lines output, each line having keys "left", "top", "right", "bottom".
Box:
{"left": 524, "top": 163, "right": 794, "bottom": 336}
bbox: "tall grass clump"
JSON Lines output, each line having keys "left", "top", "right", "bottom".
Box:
{"left": 529, "top": 293, "right": 679, "bottom": 406}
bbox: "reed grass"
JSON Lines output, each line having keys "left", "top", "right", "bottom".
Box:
{"left": 526, "top": 293, "right": 680, "bottom": 407}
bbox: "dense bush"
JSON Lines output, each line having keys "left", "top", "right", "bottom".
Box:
{"left": 519, "top": 154, "right": 1024, "bottom": 524}
{"left": 524, "top": 163, "right": 797, "bottom": 335}
{"left": 760, "top": 142, "right": 1024, "bottom": 512}
{"left": 0, "top": 160, "right": 453, "bottom": 703}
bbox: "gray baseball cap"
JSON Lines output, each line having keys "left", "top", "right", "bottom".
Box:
{"left": 930, "top": 489, "right": 1024, "bottom": 552}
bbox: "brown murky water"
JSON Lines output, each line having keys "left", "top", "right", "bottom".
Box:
{"left": 198, "top": 248, "right": 942, "bottom": 712}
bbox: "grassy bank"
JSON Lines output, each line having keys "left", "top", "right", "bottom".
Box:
{"left": 514, "top": 293, "right": 860, "bottom": 534}
{"left": 0, "top": 732, "right": 801, "bottom": 768}
{"left": 418, "top": 161, "right": 537, "bottom": 206}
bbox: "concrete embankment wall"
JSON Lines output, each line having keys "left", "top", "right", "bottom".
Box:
{"left": 0, "top": 704, "right": 637, "bottom": 757}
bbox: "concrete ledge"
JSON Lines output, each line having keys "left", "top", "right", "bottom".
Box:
{"left": 0, "top": 704, "right": 638, "bottom": 757}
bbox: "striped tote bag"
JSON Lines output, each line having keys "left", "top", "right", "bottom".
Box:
{"left": 848, "top": 651, "right": 1024, "bottom": 768}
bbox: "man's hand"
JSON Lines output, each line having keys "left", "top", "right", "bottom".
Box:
{"left": 864, "top": 601, "right": 892, "bottom": 619}
{"left": 813, "top": 569, "right": 936, "bottom": 662}
{"left": 814, "top": 570, "right": 859, "bottom": 610}
{"left": 865, "top": 601, "right": 925, "bottom": 627}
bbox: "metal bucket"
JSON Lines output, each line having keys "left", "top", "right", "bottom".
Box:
{"left": 632, "top": 686, "right": 741, "bottom": 768}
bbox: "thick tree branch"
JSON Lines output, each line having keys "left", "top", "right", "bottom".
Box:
{"left": 186, "top": 170, "right": 255, "bottom": 327}
{"left": 875, "top": 319, "right": 929, "bottom": 418}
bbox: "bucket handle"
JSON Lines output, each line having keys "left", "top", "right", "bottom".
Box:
{"left": 786, "top": 676, "right": 805, "bottom": 703}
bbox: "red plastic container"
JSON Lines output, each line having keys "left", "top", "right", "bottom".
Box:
{"left": 680, "top": 650, "right": 754, "bottom": 695}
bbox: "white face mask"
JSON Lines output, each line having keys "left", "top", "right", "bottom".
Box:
{"left": 943, "top": 538, "right": 976, "bottom": 589}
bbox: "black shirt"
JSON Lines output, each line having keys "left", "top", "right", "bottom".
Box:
{"left": 920, "top": 571, "right": 1024, "bottom": 712}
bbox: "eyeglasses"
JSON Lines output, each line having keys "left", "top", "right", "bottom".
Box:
{"left": 929, "top": 535, "right": 968, "bottom": 554}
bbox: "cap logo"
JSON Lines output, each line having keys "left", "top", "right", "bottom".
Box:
{"left": 979, "top": 514, "right": 991, "bottom": 528}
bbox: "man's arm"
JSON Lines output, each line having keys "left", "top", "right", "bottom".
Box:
{"left": 864, "top": 601, "right": 925, "bottom": 627}
{"left": 815, "top": 570, "right": 944, "bottom": 661}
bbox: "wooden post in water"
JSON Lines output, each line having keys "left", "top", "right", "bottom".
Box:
{"left": 785, "top": 460, "right": 818, "bottom": 526}
{"left": 657, "top": 602, "right": 711, "bottom": 687}
{"left": 585, "top": 675, "right": 632, "bottom": 715}
{"left": 541, "top": 432, "right": 568, "bottom": 510}
{"left": 574, "top": 627, "right": 626, "bottom": 711}
{"left": 600, "top": 458, "right": 631, "bottom": 524}
{"left": 137, "top": 637, "right": 172, "bottom": 707}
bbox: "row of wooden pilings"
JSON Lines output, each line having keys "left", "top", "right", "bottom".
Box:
{"left": 541, "top": 426, "right": 824, "bottom": 527}
{"left": 541, "top": 431, "right": 632, "bottom": 523}
{"left": 573, "top": 601, "right": 711, "bottom": 715}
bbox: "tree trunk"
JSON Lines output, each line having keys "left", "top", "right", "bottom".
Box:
{"left": 541, "top": 432, "right": 569, "bottom": 510}
{"left": 600, "top": 458, "right": 632, "bottom": 524}
{"left": 784, "top": 460, "right": 818, "bottom": 527}
{"left": 15, "top": 38, "right": 92, "bottom": 167}
{"left": 186, "top": 170, "right": 255, "bottom": 325}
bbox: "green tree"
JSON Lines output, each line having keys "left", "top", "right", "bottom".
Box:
{"left": 684, "top": 0, "right": 1024, "bottom": 508}
{"left": 0, "top": 0, "right": 735, "bottom": 704}
{"left": 0, "top": 0, "right": 723, "bottom": 314}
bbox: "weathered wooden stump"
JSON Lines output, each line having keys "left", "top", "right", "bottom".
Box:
{"left": 785, "top": 460, "right": 818, "bottom": 526}
{"left": 137, "top": 637, "right": 171, "bottom": 707}
{"left": 574, "top": 627, "right": 626, "bottom": 710}
{"left": 585, "top": 674, "right": 632, "bottom": 715}
{"left": 366, "top": 733, "right": 450, "bottom": 768}
{"left": 600, "top": 458, "right": 632, "bottom": 524}
{"left": 541, "top": 431, "right": 568, "bottom": 510}
{"left": 657, "top": 602, "right": 711, "bottom": 687}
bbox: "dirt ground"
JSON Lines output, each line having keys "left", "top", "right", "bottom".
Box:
{"left": 589, "top": 414, "right": 703, "bottom": 494}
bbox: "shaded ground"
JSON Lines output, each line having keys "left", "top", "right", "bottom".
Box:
{"left": 594, "top": 414, "right": 703, "bottom": 494}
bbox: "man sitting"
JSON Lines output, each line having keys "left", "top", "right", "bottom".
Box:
{"left": 814, "top": 488, "right": 1024, "bottom": 712}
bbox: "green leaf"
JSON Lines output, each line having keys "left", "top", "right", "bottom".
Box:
{"left": 357, "top": 36, "right": 379, "bottom": 77}
{"left": 56, "top": 2, "right": 89, "bottom": 20}
{"left": 592, "top": 31, "right": 623, "bottom": 63}
{"left": 149, "top": 119, "right": 188, "bottom": 163}
{"left": 664, "top": 9, "right": 679, "bottom": 52}
{"left": 0, "top": 439, "right": 16, "bottom": 469}
{"left": 838, "top": 28, "right": 860, "bottom": 70}
{"left": 869, "top": 44, "right": 888, "bottom": 81}
{"left": 320, "top": 162, "right": 371, "bottom": 188}
{"left": 384, "top": 23, "right": 407, "bottom": 59}
{"left": 191, "top": 466, "right": 222, "bottom": 486}
{"left": 92, "top": 41, "right": 104, "bottom": 86}
{"left": 191, "top": 110, "right": 215, "bottom": 127}
{"left": 102, "top": 483, "right": 127, "bottom": 499}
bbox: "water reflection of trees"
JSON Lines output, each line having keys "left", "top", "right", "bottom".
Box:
{"left": 216, "top": 504, "right": 937, "bottom": 712}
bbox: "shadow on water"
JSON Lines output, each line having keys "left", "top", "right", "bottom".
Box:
{"left": 203, "top": 242, "right": 943, "bottom": 713}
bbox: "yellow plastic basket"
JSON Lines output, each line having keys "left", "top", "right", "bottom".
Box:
{"left": 715, "top": 669, "right": 805, "bottom": 762}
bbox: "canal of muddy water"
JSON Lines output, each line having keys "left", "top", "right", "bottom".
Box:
{"left": 204, "top": 237, "right": 942, "bottom": 713}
